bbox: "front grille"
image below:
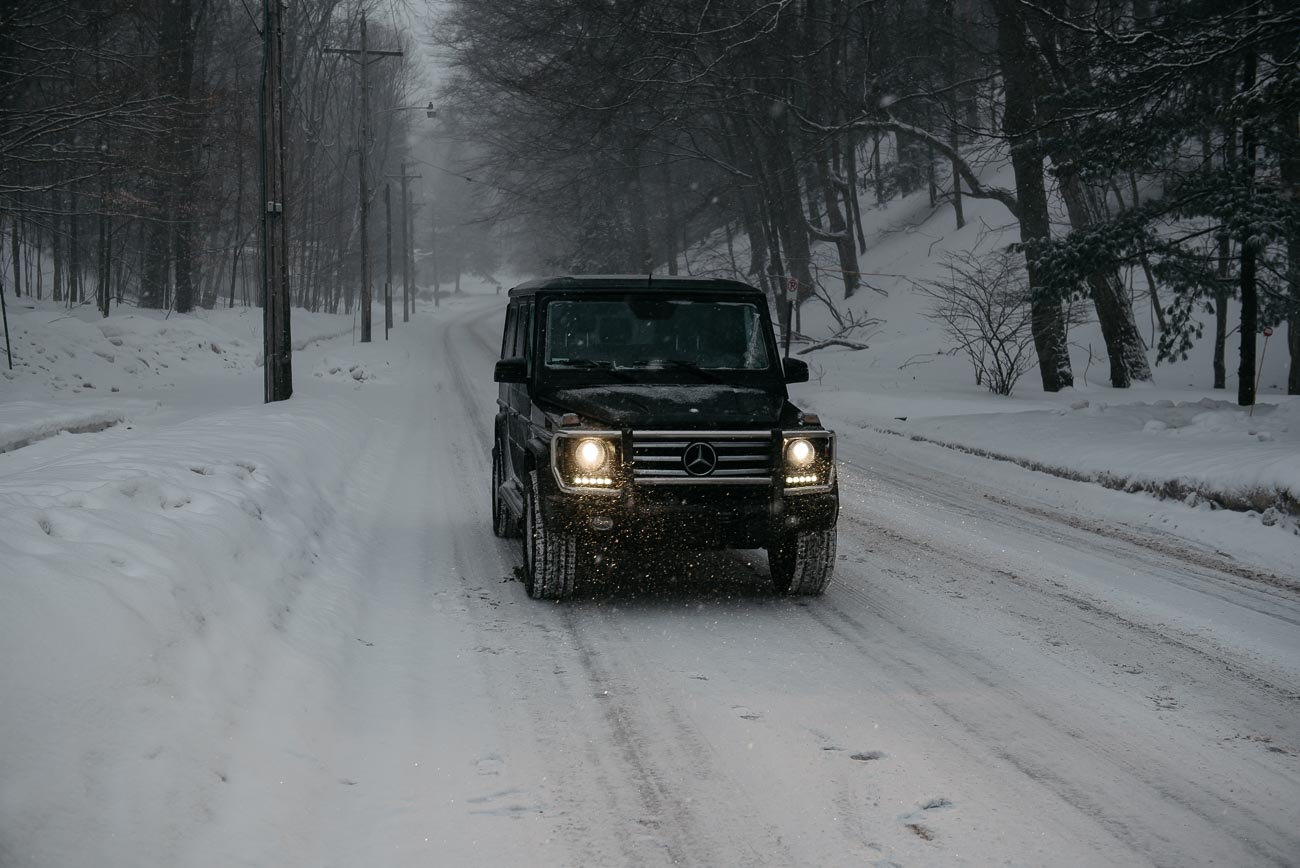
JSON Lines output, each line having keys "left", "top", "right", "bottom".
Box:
{"left": 631, "top": 431, "right": 773, "bottom": 484}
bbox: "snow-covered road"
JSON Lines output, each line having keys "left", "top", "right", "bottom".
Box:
{"left": 6, "top": 295, "right": 1298, "bottom": 867}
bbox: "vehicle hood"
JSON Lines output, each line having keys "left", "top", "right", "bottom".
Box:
{"left": 545, "top": 384, "right": 786, "bottom": 430}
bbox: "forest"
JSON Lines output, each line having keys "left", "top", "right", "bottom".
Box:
{"left": 2, "top": 0, "right": 1298, "bottom": 401}
{"left": 439, "top": 0, "right": 1298, "bottom": 401}
{"left": 0, "top": 0, "right": 450, "bottom": 323}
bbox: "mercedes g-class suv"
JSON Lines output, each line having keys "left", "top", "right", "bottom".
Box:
{"left": 491, "top": 275, "right": 839, "bottom": 599}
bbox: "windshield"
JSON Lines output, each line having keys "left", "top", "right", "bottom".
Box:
{"left": 544, "top": 298, "right": 770, "bottom": 371}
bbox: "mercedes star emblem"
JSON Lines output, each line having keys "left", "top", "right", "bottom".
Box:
{"left": 682, "top": 442, "right": 718, "bottom": 476}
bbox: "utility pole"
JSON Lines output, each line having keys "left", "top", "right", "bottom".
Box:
{"left": 430, "top": 215, "right": 440, "bottom": 307}
{"left": 386, "top": 162, "right": 421, "bottom": 322}
{"left": 324, "top": 13, "right": 401, "bottom": 343}
{"left": 384, "top": 182, "right": 393, "bottom": 339}
{"left": 2, "top": 270, "right": 12, "bottom": 370}
{"left": 260, "top": 0, "right": 291, "bottom": 402}
{"left": 404, "top": 180, "right": 414, "bottom": 321}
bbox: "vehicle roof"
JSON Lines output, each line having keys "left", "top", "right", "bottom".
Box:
{"left": 506, "top": 274, "right": 761, "bottom": 299}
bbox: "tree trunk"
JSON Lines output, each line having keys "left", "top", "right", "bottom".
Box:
{"left": 994, "top": 0, "right": 1072, "bottom": 391}
{"left": 927, "top": 142, "right": 937, "bottom": 207}
{"left": 1214, "top": 235, "right": 1231, "bottom": 389}
{"left": 141, "top": 222, "right": 169, "bottom": 308}
{"left": 815, "top": 147, "right": 860, "bottom": 299}
{"left": 52, "top": 208, "right": 64, "bottom": 304}
{"left": 153, "top": 0, "right": 202, "bottom": 313}
{"left": 946, "top": 0, "right": 965, "bottom": 230}
{"left": 1055, "top": 173, "right": 1151, "bottom": 389}
{"left": 768, "top": 132, "right": 815, "bottom": 298}
{"left": 10, "top": 216, "right": 20, "bottom": 298}
{"left": 626, "top": 144, "right": 653, "bottom": 273}
{"left": 872, "top": 132, "right": 885, "bottom": 205}
{"left": 1237, "top": 48, "right": 1258, "bottom": 407}
{"left": 69, "top": 189, "right": 82, "bottom": 306}
{"left": 659, "top": 160, "right": 679, "bottom": 275}
{"left": 1127, "top": 174, "right": 1164, "bottom": 334}
{"left": 844, "top": 135, "right": 867, "bottom": 252}
{"left": 1280, "top": 63, "right": 1300, "bottom": 395}
{"left": 1289, "top": 263, "right": 1300, "bottom": 394}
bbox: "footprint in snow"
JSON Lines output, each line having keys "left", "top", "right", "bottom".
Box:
{"left": 474, "top": 754, "right": 504, "bottom": 776}
{"left": 899, "top": 797, "right": 952, "bottom": 842}
{"left": 905, "top": 823, "right": 936, "bottom": 841}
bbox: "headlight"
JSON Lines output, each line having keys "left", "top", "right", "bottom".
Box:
{"left": 785, "top": 438, "right": 815, "bottom": 469}
{"left": 554, "top": 433, "right": 620, "bottom": 492}
{"left": 575, "top": 438, "right": 608, "bottom": 471}
{"left": 782, "top": 432, "right": 833, "bottom": 491}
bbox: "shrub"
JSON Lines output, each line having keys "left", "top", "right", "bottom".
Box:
{"left": 921, "top": 249, "right": 1037, "bottom": 396}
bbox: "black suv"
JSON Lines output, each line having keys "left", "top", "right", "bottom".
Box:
{"left": 492, "top": 275, "right": 839, "bottom": 599}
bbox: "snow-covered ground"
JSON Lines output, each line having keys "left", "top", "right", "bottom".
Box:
{"left": 2, "top": 285, "right": 1298, "bottom": 866}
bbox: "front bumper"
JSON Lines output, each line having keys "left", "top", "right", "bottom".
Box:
{"left": 544, "top": 427, "right": 838, "bottom": 548}
{"left": 542, "top": 478, "right": 839, "bottom": 549}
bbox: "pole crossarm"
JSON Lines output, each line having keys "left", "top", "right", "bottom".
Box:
{"left": 323, "top": 48, "right": 404, "bottom": 59}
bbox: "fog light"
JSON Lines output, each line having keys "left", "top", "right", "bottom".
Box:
{"left": 589, "top": 516, "right": 614, "bottom": 531}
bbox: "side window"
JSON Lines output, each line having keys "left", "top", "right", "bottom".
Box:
{"left": 501, "top": 304, "right": 517, "bottom": 359}
{"left": 520, "top": 301, "right": 534, "bottom": 364}
{"left": 514, "top": 301, "right": 532, "bottom": 358}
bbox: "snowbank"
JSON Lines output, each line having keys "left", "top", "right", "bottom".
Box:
{"left": 867, "top": 397, "right": 1300, "bottom": 522}
{"left": 0, "top": 396, "right": 371, "bottom": 866}
{"left": 1, "top": 299, "right": 354, "bottom": 398}
{"left": 0, "top": 295, "right": 379, "bottom": 866}
{"left": 0, "top": 399, "right": 157, "bottom": 453}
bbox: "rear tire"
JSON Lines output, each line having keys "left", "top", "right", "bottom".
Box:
{"left": 523, "top": 470, "right": 578, "bottom": 600}
{"left": 491, "top": 448, "right": 515, "bottom": 538}
{"left": 768, "top": 528, "right": 836, "bottom": 595}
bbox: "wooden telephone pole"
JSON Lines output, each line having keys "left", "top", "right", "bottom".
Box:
{"left": 324, "top": 13, "right": 402, "bottom": 343}
{"left": 260, "top": 0, "right": 291, "bottom": 402}
{"left": 384, "top": 183, "right": 393, "bottom": 339}
{"left": 386, "top": 162, "right": 421, "bottom": 322}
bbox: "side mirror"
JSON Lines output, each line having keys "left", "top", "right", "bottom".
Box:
{"left": 494, "top": 356, "right": 527, "bottom": 383}
{"left": 782, "top": 357, "right": 809, "bottom": 384}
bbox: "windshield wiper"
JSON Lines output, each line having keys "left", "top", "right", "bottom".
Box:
{"left": 555, "top": 358, "right": 612, "bottom": 368}
{"left": 630, "top": 359, "right": 726, "bottom": 383}
{"left": 552, "top": 358, "right": 635, "bottom": 381}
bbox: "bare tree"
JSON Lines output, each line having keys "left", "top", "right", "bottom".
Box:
{"left": 921, "top": 249, "right": 1038, "bottom": 396}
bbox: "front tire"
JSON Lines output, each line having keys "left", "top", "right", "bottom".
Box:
{"left": 768, "top": 528, "right": 836, "bottom": 595}
{"left": 491, "top": 448, "right": 515, "bottom": 538}
{"left": 523, "top": 470, "right": 578, "bottom": 599}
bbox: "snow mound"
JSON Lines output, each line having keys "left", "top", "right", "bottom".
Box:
{"left": 0, "top": 399, "right": 157, "bottom": 453}
{"left": 0, "top": 396, "right": 370, "bottom": 865}
{"left": 877, "top": 398, "right": 1300, "bottom": 522}
{"left": 1, "top": 300, "right": 352, "bottom": 396}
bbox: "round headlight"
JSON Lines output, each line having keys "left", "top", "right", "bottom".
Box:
{"left": 575, "top": 438, "right": 608, "bottom": 471}
{"left": 786, "top": 438, "right": 815, "bottom": 469}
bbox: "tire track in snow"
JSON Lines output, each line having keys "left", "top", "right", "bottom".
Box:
{"left": 822, "top": 469, "right": 1300, "bottom": 867}
{"left": 437, "top": 298, "right": 785, "bottom": 865}
{"left": 428, "top": 295, "right": 1300, "bottom": 866}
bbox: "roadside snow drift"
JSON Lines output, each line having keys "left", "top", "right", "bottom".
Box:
{"left": 0, "top": 397, "right": 369, "bottom": 867}
{"left": 875, "top": 398, "right": 1300, "bottom": 520}
{"left": 0, "top": 399, "right": 156, "bottom": 453}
